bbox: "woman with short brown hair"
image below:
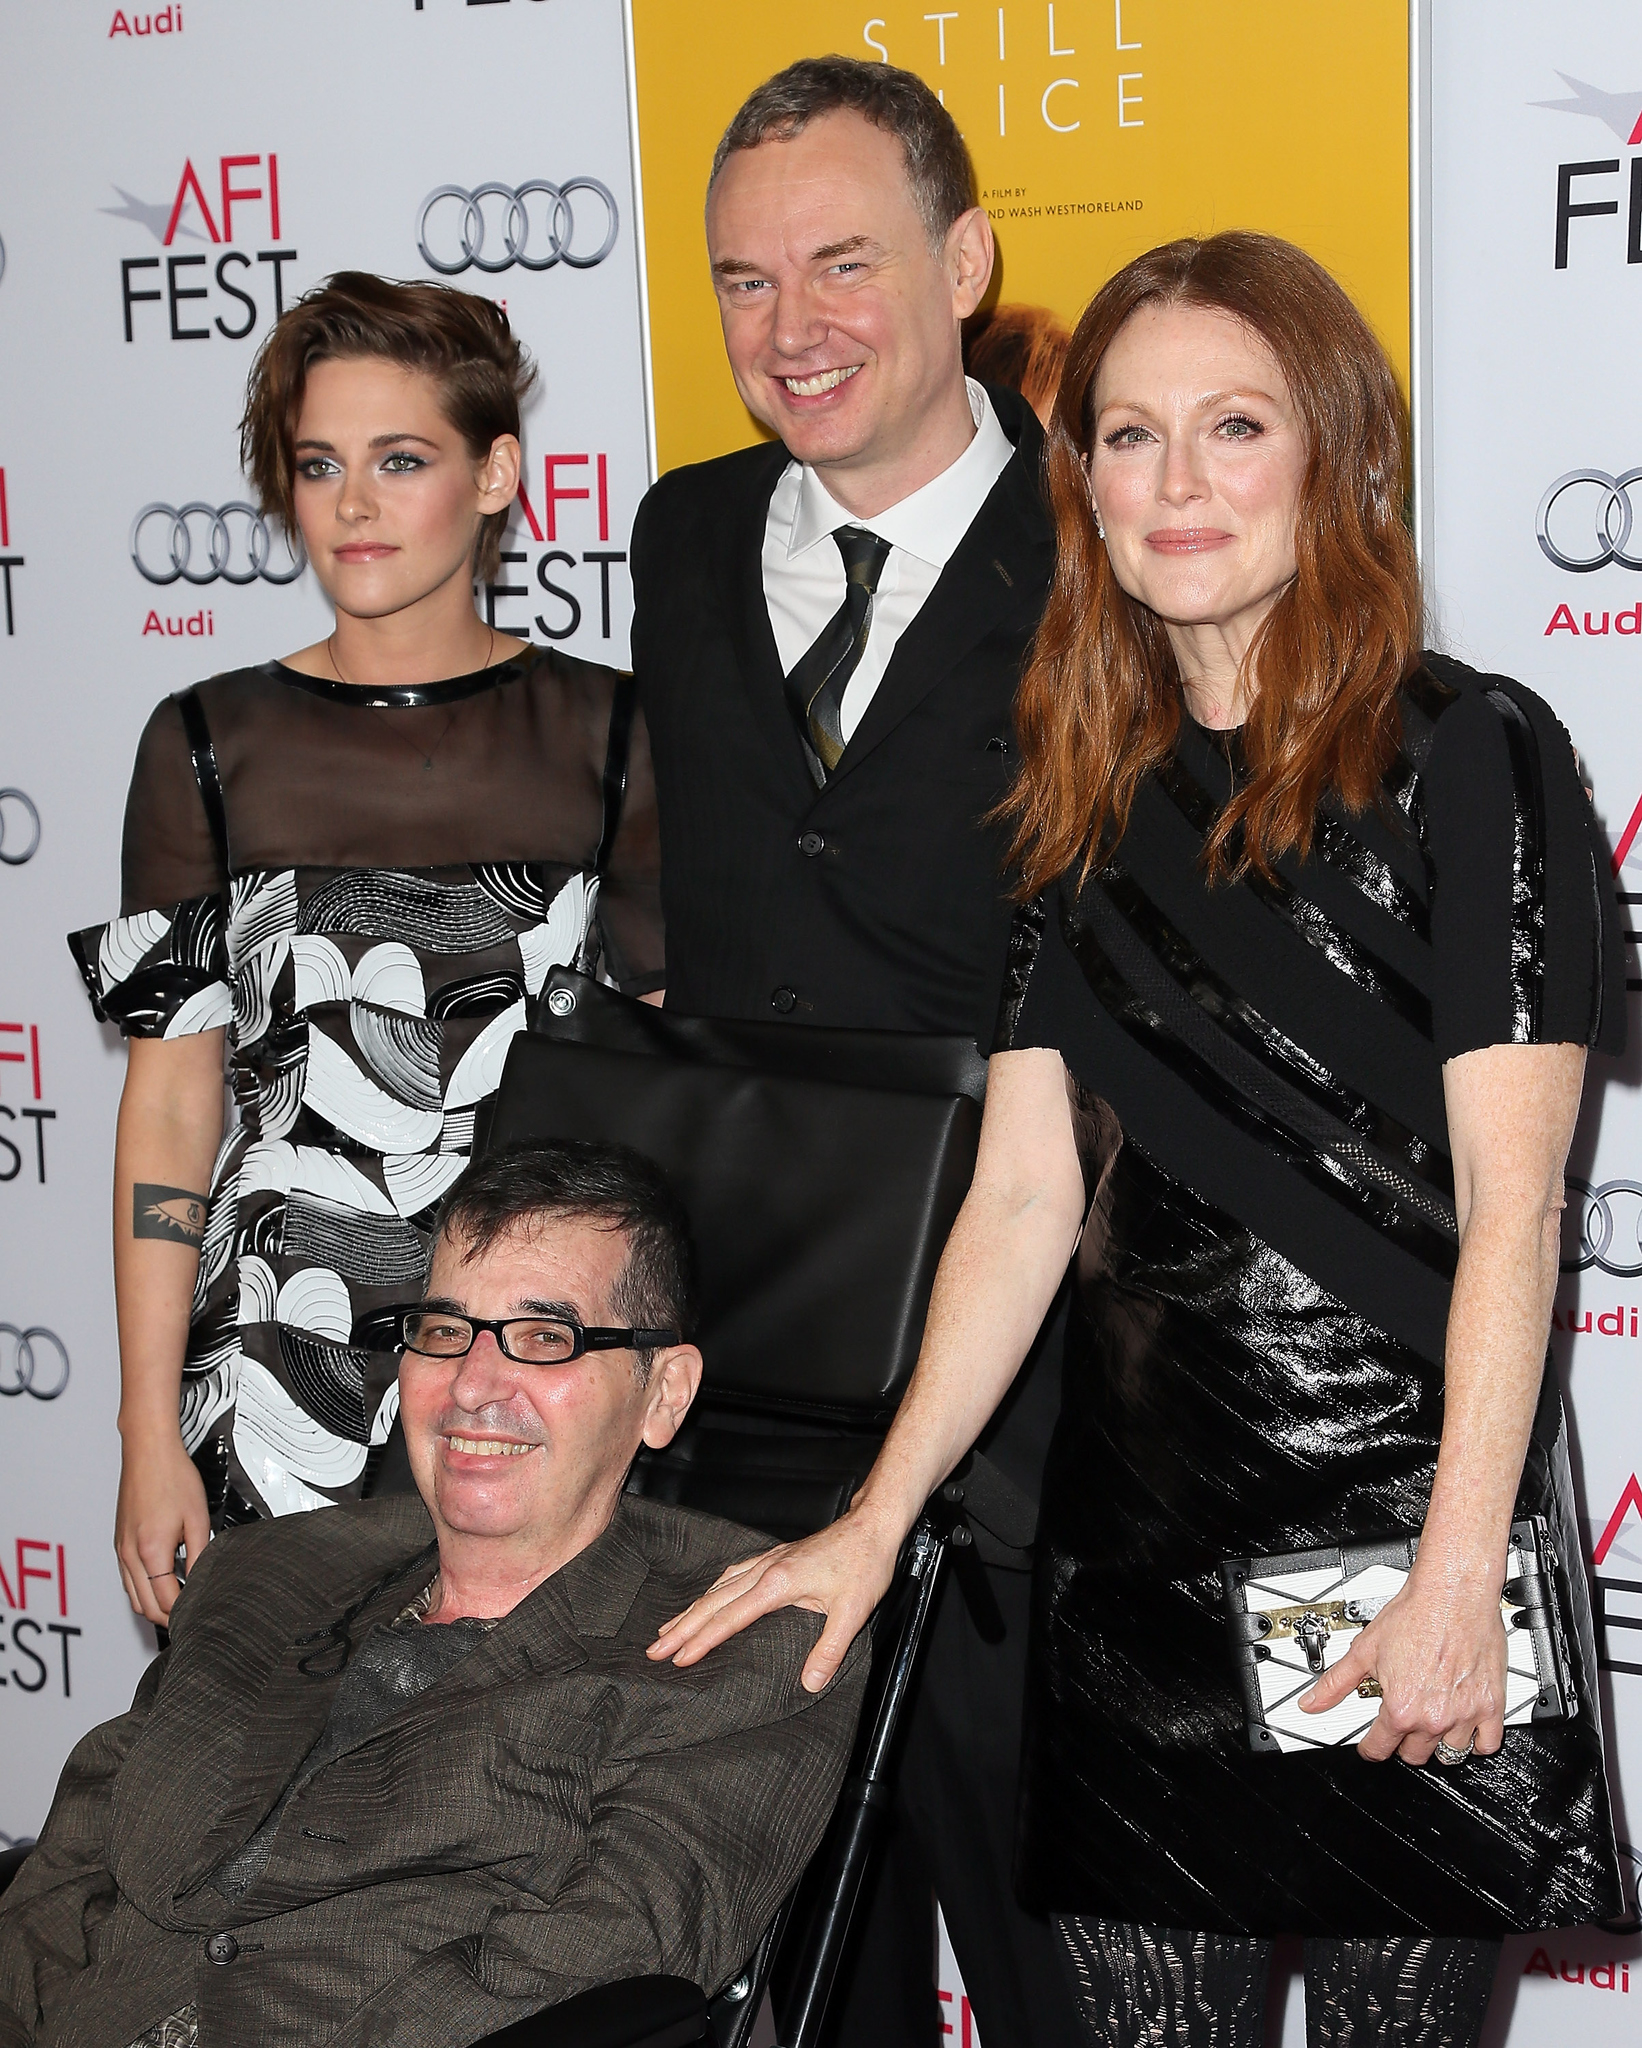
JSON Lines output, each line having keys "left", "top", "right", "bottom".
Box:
{"left": 72, "top": 272, "right": 661, "bottom": 1623}
{"left": 653, "top": 232, "right": 1626, "bottom": 2043}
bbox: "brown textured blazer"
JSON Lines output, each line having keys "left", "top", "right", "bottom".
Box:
{"left": 0, "top": 1495, "right": 864, "bottom": 2048}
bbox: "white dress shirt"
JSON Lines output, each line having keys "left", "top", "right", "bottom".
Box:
{"left": 761, "top": 379, "right": 1014, "bottom": 742}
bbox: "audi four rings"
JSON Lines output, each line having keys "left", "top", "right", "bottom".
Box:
{"left": 416, "top": 179, "right": 619, "bottom": 275}
{"left": 131, "top": 502, "right": 306, "bottom": 587}
{"left": 0, "top": 788, "right": 40, "bottom": 866}
{"left": 1566, "top": 1178, "right": 1642, "bottom": 1277}
{"left": 1536, "top": 469, "right": 1642, "bottom": 573}
{"left": 0, "top": 1327, "right": 70, "bottom": 1401}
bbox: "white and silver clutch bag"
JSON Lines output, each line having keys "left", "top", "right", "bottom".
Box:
{"left": 1219, "top": 1516, "right": 1576, "bottom": 1754}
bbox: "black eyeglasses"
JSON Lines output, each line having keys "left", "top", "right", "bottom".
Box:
{"left": 399, "top": 1310, "right": 679, "bottom": 1366}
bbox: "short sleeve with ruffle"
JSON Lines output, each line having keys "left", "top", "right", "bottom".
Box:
{"left": 67, "top": 696, "right": 232, "bottom": 1039}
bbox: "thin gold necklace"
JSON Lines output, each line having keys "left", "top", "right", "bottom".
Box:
{"left": 326, "top": 626, "right": 495, "bottom": 771}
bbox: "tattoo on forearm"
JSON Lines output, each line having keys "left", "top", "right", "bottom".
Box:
{"left": 133, "top": 1184, "right": 208, "bottom": 1248}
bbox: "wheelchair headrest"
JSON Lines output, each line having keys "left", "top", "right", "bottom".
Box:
{"left": 484, "top": 987, "right": 983, "bottom": 1423}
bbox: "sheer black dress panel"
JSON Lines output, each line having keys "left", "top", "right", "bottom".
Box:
{"left": 996, "top": 654, "right": 1627, "bottom": 1936}
{"left": 70, "top": 651, "right": 662, "bottom": 1525}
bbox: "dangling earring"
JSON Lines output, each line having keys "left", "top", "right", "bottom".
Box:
{"left": 1094, "top": 511, "right": 1106, "bottom": 542}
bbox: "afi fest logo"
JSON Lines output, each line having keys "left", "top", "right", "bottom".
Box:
{"left": 486, "top": 452, "right": 629, "bottom": 646}
{"left": 0, "top": 1022, "right": 56, "bottom": 1187}
{"left": 110, "top": 152, "right": 297, "bottom": 344}
{"left": 0, "top": 467, "right": 22, "bottom": 638}
{"left": 0, "top": 1539, "right": 82, "bottom": 1700}
{"left": 1535, "top": 73, "right": 1642, "bottom": 269}
{"left": 1593, "top": 1473, "right": 1642, "bottom": 1680}
{"left": 1610, "top": 791, "right": 1642, "bottom": 999}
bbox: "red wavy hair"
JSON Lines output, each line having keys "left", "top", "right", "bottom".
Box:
{"left": 1005, "top": 231, "right": 1422, "bottom": 893}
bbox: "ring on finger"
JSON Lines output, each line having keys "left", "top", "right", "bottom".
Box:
{"left": 1433, "top": 1735, "right": 1475, "bottom": 1766}
{"left": 142, "top": 1569, "right": 178, "bottom": 1581}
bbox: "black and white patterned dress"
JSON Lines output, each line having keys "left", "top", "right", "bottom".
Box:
{"left": 71, "top": 651, "right": 662, "bottom": 1523}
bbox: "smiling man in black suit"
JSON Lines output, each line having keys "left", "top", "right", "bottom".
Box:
{"left": 630, "top": 54, "right": 1076, "bottom": 2048}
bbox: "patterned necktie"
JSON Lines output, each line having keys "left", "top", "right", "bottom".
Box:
{"left": 782, "top": 524, "right": 894, "bottom": 784}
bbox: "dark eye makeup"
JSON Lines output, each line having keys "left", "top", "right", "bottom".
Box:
{"left": 294, "top": 450, "right": 429, "bottom": 481}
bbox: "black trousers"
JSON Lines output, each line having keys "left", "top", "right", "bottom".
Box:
{"left": 795, "top": 1561, "right": 1087, "bottom": 2048}
{"left": 1055, "top": 1920, "right": 1503, "bottom": 2048}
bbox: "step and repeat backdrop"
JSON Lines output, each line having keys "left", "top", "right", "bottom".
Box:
{"left": 1424, "top": 6, "right": 1642, "bottom": 2038}
{"left": 2, "top": 3, "right": 1638, "bottom": 2043}
{"left": 0, "top": 0, "right": 650, "bottom": 1839}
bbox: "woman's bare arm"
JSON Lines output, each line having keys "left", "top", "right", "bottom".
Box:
{"left": 112, "top": 1031, "right": 225, "bottom": 1624}
{"left": 648, "top": 1047, "right": 1087, "bottom": 1690}
{"left": 1302, "top": 1039, "right": 1585, "bottom": 1762}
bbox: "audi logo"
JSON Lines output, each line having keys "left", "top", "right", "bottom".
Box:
{"left": 1564, "top": 1178, "right": 1642, "bottom": 1277}
{"left": 0, "top": 1326, "right": 69, "bottom": 1401}
{"left": 1536, "top": 469, "right": 1642, "bottom": 574}
{"left": 131, "top": 502, "right": 305, "bottom": 587}
{"left": 0, "top": 788, "right": 39, "bottom": 866}
{"left": 416, "top": 179, "right": 619, "bottom": 276}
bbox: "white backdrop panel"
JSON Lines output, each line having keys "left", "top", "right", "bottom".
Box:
{"left": 0, "top": 0, "right": 649, "bottom": 1846}
{"left": 1427, "top": 5, "right": 1642, "bottom": 2036}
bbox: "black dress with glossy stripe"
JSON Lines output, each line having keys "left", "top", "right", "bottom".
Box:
{"left": 999, "top": 653, "right": 1627, "bottom": 1936}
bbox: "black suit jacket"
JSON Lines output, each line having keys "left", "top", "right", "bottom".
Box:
{"left": 630, "top": 384, "right": 1055, "bottom": 1043}
{"left": 630, "top": 388, "right": 1062, "bottom": 1525}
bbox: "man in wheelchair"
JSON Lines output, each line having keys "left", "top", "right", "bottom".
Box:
{"left": 0, "top": 1140, "right": 865, "bottom": 2048}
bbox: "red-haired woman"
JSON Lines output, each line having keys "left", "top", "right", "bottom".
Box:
{"left": 653, "top": 233, "right": 1626, "bottom": 2041}
{"left": 71, "top": 273, "right": 661, "bottom": 1627}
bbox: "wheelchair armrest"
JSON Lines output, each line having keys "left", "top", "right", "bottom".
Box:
{"left": 476, "top": 1975, "right": 707, "bottom": 2048}
{"left": 0, "top": 1845, "right": 32, "bottom": 1897}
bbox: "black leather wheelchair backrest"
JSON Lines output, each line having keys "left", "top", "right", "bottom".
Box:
{"left": 484, "top": 1002, "right": 983, "bottom": 1425}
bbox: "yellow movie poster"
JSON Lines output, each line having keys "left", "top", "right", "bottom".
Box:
{"left": 629, "top": 1, "right": 1409, "bottom": 473}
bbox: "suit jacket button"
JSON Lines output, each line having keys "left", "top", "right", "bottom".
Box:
{"left": 770, "top": 986, "right": 797, "bottom": 1014}
{"left": 205, "top": 1932, "right": 240, "bottom": 1965}
{"left": 798, "top": 832, "right": 825, "bottom": 858}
